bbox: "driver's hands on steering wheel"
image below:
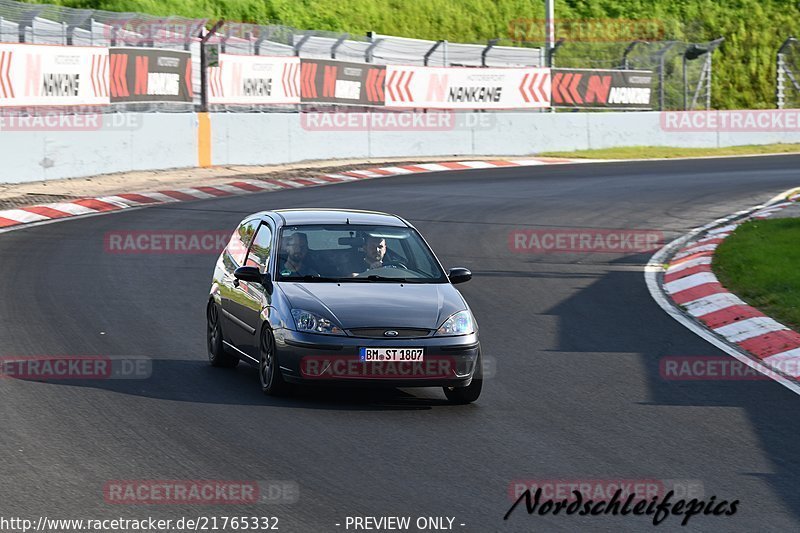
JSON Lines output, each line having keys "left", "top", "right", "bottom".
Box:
{"left": 381, "top": 260, "right": 408, "bottom": 269}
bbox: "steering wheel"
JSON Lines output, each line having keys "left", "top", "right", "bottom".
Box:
{"left": 382, "top": 260, "right": 408, "bottom": 269}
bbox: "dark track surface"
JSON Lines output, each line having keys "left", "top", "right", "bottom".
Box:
{"left": 2, "top": 155, "right": 800, "bottom": 532}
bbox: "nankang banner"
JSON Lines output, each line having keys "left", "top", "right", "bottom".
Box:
{"left": 0, "top": 43, "right": 109, "bottom": 106}
{"left": 551, "top": 68, "right": 653, "bottom": 109}
{"left": 207, "top": 54, "right": 300, "bottom": 105}
{"left": 300, "top": 59, "right": 385, "bottom": 106}
{"left": 383, "top": 65, "right": 551, "bottom": 109}
{"left": 109, "top": 48, "right": 192, "bottom": 103}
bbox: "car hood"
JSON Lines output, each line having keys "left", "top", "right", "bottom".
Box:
{"left": 278, "top": 282, "right": 467, "bottom": 330}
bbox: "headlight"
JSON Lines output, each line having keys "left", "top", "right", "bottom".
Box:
{"left": 291, "top": 309, "right": 343, "bottom": 335}
{"left": 435, "top": 310, "right": 474, "bottom": 336}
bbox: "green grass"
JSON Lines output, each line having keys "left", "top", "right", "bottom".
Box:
{"left": 713, "top": 218, "right": 800, "bottom": 330}
{"left": 31, "top": 0, "right": 800, "bottom": 110}
{"left": 539, "top": 144, "right": 800, "bottom": 160}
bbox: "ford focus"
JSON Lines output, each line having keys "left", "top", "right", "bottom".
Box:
{"left": 207, "top": 209, "right": 482, "bottom": 403}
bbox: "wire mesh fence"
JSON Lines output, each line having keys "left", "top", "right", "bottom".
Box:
{"left": 543, "top": 39, "right": 722, "bottom": 111}
{"left": 777, "top": 37, "right": 800, "bottom": 109}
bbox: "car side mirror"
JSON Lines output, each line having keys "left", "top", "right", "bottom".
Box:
{"left": 234, "top": 266, "right": 274, "bottom": 294}
{"left": 234, "top": 266, "right": 262, "bottom": 283}
{"left": 448, "top": 267, "right": 472, "bottom": 284}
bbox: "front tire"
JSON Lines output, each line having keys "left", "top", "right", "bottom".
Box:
{"left": 207, "top": 302, "right": 239, "bottom": 368}
{"left": 259, "top": 326, "right": 290, "bottom": 396}
{"left": 443, "top": 351, "right": 482, "bottom": 404}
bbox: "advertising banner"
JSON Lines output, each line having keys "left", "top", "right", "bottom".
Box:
{"left": 551, "top": 68, "right": 653, "bottom": 109}
{"left": 300, "top": 59, "right": 385, "bottom": 106}
{"left": 207, "top": 54, "right": 300, "bottom": 105}
{"left": 383, "top": 66, "right": 550, "bottom": 109}
{"left": 0, "top": 43, "right": 109, "bottom": 107}
{"left": 108, "top": 47, "right": 192, "bottom": 103}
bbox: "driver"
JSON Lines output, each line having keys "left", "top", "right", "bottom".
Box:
{"left": 363, "top": 235, "right": 387, "bottom": 270}
{"left": 346, "top": 235, "right": 387, "bottom": 275}
{"left": 280, "top": 232, "right": 319, "bottom": 277}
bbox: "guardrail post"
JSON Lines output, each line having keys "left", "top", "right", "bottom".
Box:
{"left": 331, "top": 33, "right": 349, "bottom": 60}
{"left": 481, "top": 39, "right": 499, "bottom": 67}
{"left": 547, "top": 37, "right": 565, "bottom": 69}
{"left": 424, "top": 39, "right": 444, "bottom": 66}
{"left": 65, "top": 10, "right": 92, "bottom": 46}
{"left": 254, "top": 27, "right": 268, "bottom": 56}
{"left": 365, "top": 32, "right": 382, "bottom": 63}
{"left": 294, "top": 32, "right": 312, "bottom": 56}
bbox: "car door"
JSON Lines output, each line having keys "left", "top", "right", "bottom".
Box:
{"left": 220, "top": 218, "right": 260, "bottom": 350}
{"left": 228, "top": 220, "right": 275, "bottom": 357}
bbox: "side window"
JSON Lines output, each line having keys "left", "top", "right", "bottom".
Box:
{"left": 225, "top": 219, "right": 259, "bottom": 266}
{"left": 246, "top": 223, "right": 273, "bottom": 273}
{"left": 403, "top": 233, "right": 439, "bottom": 277}
{"left": 386, "top": 238, "right": 408, "bottom": 263}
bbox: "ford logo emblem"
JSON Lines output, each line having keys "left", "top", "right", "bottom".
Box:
{"left": 384, "top": 330, "right": 399, "bottom": 337}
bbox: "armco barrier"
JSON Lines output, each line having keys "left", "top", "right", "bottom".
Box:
{"left": 3, "top": 111, "right": 800, "bottom": 183}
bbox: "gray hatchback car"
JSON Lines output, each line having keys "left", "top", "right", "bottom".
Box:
{"left": 207, "top": 209, "right": 482, "bottom": 403}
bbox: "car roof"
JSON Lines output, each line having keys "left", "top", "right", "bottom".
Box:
{"left": 266, "top": 209, "right": 409, "bottom": 227}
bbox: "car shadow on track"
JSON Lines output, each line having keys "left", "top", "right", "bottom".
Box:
{"left": 545, "top": 265, "right": 800, "bottom": 524}
{"left": 8, "top": 358, "right": 465, "bottom": 411}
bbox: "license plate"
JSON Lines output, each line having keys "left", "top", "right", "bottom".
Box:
{"left": 359, "top": 347, "right": 425, "bottom": 362}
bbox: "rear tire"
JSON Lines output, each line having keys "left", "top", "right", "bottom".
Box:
{"left": 259, "top": 326, "right": 290, "bottom": 396}
{"left": 443, "top": 351, "right": 482, "bottom": 404}
{"left": 207, "top": 302, "right": 239, "bottom": 368}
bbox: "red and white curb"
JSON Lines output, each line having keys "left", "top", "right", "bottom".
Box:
{"left": 646, "top": 187, "right": 800, "bottom": 393}
{"left": 0, "top": 158, "right": 583, "bottom": 232}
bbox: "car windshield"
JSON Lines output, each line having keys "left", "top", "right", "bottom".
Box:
{"left": 276, "top": 224, "right": 448, "bottom": 283}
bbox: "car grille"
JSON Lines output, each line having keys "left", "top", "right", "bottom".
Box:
{"left": 347, "top": 328, "right": 432, "bottom": 339}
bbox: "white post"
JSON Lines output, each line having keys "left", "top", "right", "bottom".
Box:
{"left": 545, "top": 0, "right": 554, "bottom": 67}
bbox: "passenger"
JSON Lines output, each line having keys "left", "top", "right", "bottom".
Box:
{"left": 280, "top": 233, "right": 319, "bottom": 277}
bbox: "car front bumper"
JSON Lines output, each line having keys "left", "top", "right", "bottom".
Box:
{"left": 273, "top": 329, "right": 480, "bottom": 387}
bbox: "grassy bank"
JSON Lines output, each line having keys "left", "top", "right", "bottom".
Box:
{"left": 713, "top": 217, "right": 800, "bottom": 330}
{"left": 33, "top": 0, "right": 800, "bottom": 110}
{"left": 539, "top": 144, "right": 800, "bottom": 160}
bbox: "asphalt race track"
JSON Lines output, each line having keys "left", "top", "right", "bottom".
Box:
{"left": 2, "top": 155, "right": 800, "bottom": 532}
